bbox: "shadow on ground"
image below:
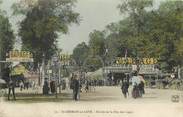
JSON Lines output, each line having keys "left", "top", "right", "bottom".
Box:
{"left": 3, "top": 93, "right": 73, "bottom": 103}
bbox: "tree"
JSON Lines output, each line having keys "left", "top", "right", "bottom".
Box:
{"left": 175, "top": 38, "right": 183, "bottom": 66}
{"left": 71, "top": 0, "right": 183, "bottom": 72}
{"left": 88, "top": 30, "right": 106, "bottom": 56}
{"left": 72, "top": 42, "right": 89, "bottom": 66}
{"left": 0, "top": 2, "right": 15, "bottom": 68}
{"left": 152, "top": 1, "right": 183, "bottom": 70}
{"left": 12, "top": 0, "right": 80, "bottom": 68}
{"left": 118, "top": 0, "right": 153, "bottom": 35}
{"left": 116, "top": 0, "right": 183, "bottom": 71}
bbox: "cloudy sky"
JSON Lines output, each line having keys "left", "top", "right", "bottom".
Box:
{"left": 1, "top": 0, "right": 163, "bottom": 54}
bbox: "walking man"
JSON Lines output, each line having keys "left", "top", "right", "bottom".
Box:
{"left": 73, "top": 74, "right": 80, "bottom": 101}
{"left": 121, "top": 79, "right": 129, "bottom": 98}
{"left": 8, "top": 78, "right": 16, "bottom": 101}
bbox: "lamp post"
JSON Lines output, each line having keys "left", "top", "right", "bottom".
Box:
{"left": 103, "top": 48, "right": 108, "bottom": 86}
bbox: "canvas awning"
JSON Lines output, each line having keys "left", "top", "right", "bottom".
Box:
{"left": 11, "top": 64, "right": 28, "bottom": 76}
{"left": 0, "top": 79, "right": 6, "bottom": 84}
{"left": 86, "top": 69, "right": 104, "bottom": 80}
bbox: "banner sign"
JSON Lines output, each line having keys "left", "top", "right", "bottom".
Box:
{"left": 116, "top": 57, "right": 158, "bottom": 65}
{"left": 59, "top": 54, "right": 71, "bottom": 62}
{"left": 6, "top": 50, "right": 33, "bottom": 62}
{"left": 139, "top": 65, "right": 158, "bottom": 74}
{"left": 11, "top": 64, "right": 27, "bottom": 75}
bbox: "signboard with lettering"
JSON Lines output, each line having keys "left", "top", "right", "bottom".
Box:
{"left": 6, "top": 51, "right": 33, "bottom": 62}
{"left": 139, "top": 65, "right": 159, "bottom": 74}
{"left": 59, "top": 54, "right": 71, "bottom": 61}
{"left": 58, "top": 54, "right": 71, "bottom": 65}
{"left": 115, "top": 57, "right": 158, "bottom": 65}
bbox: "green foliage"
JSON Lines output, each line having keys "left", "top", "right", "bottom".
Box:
{"left": 73, "top": 30, "right": 107, "bottom": 71}
{"left": 84, "top": 57, "right": 103, "bottom": 72}
{"left": 73, "top": 0, "right": 183, "bottom": 72}
{"left": 88, "top": 30, "right": 106, "bottom": 56}
{"left": 72, "top": 42, "right": 89, "bottom": 65}
{"left": 13, "top": 0, "right": 80, "bottom": 68}
{"left": 105, "top": 0, "right": 183, "bottom": 71}
{"left": 175, "top": 38, "right": 183, "bottom": 65}
{"left": 72, "top": 0, "right": 183, "bottom": 71}
{"left": 118, "top": 0, "right": 153, "bottom": 15}
{"left": 0, "top": 3, "right": 15, "bottom": 73}
{"left": 72, "top": 40, "right": 105, "bottom": 71}
{"left": 0, "top": 12, "right": 15, "bottom": 60}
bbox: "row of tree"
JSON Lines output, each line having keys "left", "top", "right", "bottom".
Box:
{"left": 0, "top": 0, "right": 15, "bottom": 72}
{"left": 0, "top": 0, "right": 183, "bottom": 73}
{"left": 72, "top": 0, "right": 183, "bottom": 72}
{"left": 0, "top": 0, "right": 80, "bottom": 71}
{"left": 12, "top": 0, "right": 80, "bottom": 69}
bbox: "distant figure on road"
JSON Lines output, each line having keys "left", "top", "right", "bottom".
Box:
{"left": 107, "top": 72, "right": 113, "bottom": 86}
{"left": 50, "top": 81, "right": 56, "bottom": 94}
{"left": 43, "top": 80, "right": 49, "bottom": 95}
{"left": 85, "top": 80, "right": 89, "bottom": 92}
{"left": 19, "top": 81, "right": 24, "bottom": 91}
{"left": 24, "top": 80, "right": 29, "bottom": 90}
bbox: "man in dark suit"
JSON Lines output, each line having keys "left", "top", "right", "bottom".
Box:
{"left": 73, "top": 75, "right": 80, "bottom": 101}
{"left": 121, "top": 79, "right": 129, "bottom": 98}
{"left": 2, "top": 67, "right": 16, "bottom": 100}
{"left": 8, "top": 78, "right": 16, "bottom": 100}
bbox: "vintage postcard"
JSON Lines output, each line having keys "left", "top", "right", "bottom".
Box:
{"left": 0, "top": 0, "right": 183, "bottom": 117}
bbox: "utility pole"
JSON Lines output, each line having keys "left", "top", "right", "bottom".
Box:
{"left": 41, "top": 54, "right": 45, "bottom": 87}
{"left": 52, "top": 54, "right": 59, "bottom": 98}
{"left": 58, "top": 63, "right": 61, "bottom": 94}
{"left": 0, "top": 43, "right": 2, "bottom": 79}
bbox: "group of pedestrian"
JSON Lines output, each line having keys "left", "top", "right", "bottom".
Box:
{"left": 19, "top": 80, "right": 36, "bottom": 91}
{"left": 120, "top": 70, "right": 145, "bottom": 99}
{"left": 42, "top": 80, "right": 57, "bottom": 95}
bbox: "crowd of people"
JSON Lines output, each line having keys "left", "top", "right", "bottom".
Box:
{"left": 2, "top": 65, "right": 177, "bottom": 101}
{"left": 1, "top": 67, "right": 146, "bottom": 101}
{"left": 69, "top": 70, "right": 146, "bottom": 100}
{"left": 107, "top": 71, "right": 145, "bottom": 99}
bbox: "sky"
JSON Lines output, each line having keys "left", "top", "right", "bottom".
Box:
{"left": 1, "top": 0, "right": 122, "bottom": 54}
{"left": 1, "top": 0, "right": 164, "bottom": 54}
{"left": 58, "top": 0, "right": 122, "bottom": 54}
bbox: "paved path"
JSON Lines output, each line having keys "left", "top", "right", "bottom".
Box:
{"left": 0, "top": 87, "right": 183, "bottom": 117}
